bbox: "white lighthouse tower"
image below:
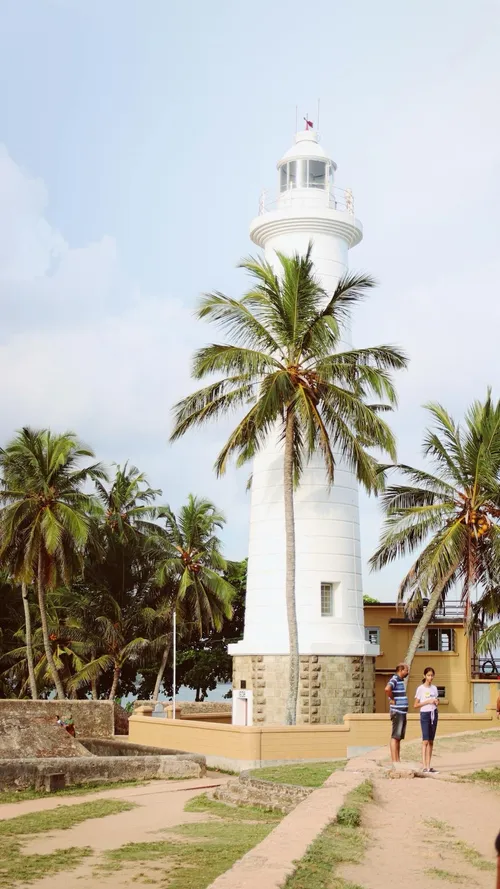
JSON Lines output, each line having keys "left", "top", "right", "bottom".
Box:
{"left": 229, "top": 125, "right": 378, "bottom": 725}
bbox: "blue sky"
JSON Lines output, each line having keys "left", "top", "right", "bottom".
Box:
{"left": 0, "top": 0, "right": 499, "bottom": 599}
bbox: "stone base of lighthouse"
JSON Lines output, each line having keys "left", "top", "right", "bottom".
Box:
{"left": 232, "top": 654, "right": 375, "bottom": 725}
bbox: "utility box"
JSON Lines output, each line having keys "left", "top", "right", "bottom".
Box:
{"left": 232, "top": 688, "right": 253, "bottom": 726}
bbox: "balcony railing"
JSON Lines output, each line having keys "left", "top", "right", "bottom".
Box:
{"left": 471, "top": 653, "right": 500, "bottom": 678}
{"left": 391, "top": 600, "right": 465, "bottom": 622}
{"left": 258, "top": 185, "right": 355, "bottom": 216}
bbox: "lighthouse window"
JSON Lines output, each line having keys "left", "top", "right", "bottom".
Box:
{"left": 279, "top": 160, "right": 298, "bottom": 192}
{"left": 321, "top": 582, "right": 334, "bottom": 617}
{"left": 365, "top": 627, "right": 380, "bottom": 646}
{"left": 306, "top": 159, "right": 326, "bottom": 189}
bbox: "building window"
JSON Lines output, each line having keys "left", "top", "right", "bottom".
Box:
{"left": 417, "top": 628, "right": 455, "bottom": 652}
{"left": 436, "top": 686, "right": 446, "bottom": 698}
{"left": 365, "top": 627, "right": 380, "bottom": 646}
{"left": 321, "top": 582, "right": 334, "bottom": 617}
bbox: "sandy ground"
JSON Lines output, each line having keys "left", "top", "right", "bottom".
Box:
{"left": 340, "top": 736, "right": 500, "bottom": 889}
{"left": 2, "top": 732, "right": 500, "bottom": 888}
{"left": 10, "top": 775, "right": 228, "bottom": 888}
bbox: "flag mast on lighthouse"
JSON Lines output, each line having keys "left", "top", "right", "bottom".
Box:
{"left": 229, "top": 121, "right": 379, "bottom": 726}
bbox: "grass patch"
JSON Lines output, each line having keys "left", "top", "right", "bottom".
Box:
{"left": 0, "top": 798, "right": 135, "bottom": 836}
{"left": 402, "top": 729, "right": 500, "bottom": 761}
{"left": 453, "top": 840, "right": 495, "bottom": 872}
{"left": 463, "top": 766, "right": 500, "bottom": 785}
{"left": 184, "top": 793, "right": 280, "bottom": 822}
{"left": 426, "top": 868, "right": 473, "bottom": 884}
{"left": 0, "top": 835, "right": 91, "bottom": 887}
{"left": 337, "top": 780, "right": 374, "bottom": 828}
{"left": 284, "top": 779, "right": 373, "bottom": 888}
{"left": 249, "top": 760, "right": 346, "bottom": 787}
{"left": 0, "top": 779, "right": 148, "bottom": 805}
{"left": 99, "top": 819, "right": 275, "bottom": 889}
{"left": 423, "top": 817, "right": 454, "bottom": 833}
{"left": 283, "top": 822, "right": 365, "bottom": 888}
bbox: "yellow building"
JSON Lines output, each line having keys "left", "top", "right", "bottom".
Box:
{"left": 363, "top": 601, "right": 500, "bottom": 715}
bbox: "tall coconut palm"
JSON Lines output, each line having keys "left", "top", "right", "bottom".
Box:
{"left": 0, "top": 428, "right": 107, "bottom": 699}
{"left": 68, "top": 464, "right": 162, "bottom": 699}
{"left": 171, "top": 247, "right": 407, "bottom": 723}
{"left": 370, "top": 393, "right": 500, "bottom": 668}
{"left": 151, "top": 495, "right": 235, "bottom": 701}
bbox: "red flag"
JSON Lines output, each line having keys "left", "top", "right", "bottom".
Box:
{"left": 304, "top": 117, "right": 313, "bottom": 130}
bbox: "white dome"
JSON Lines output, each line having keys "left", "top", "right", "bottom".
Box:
{"left": 278, "top": 129, "right": 336, "bottom": 170}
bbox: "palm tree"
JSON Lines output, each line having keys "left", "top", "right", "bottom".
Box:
{"left": 68, "top": 464, "right": 162, "bottom": 699}
{"left": 150, "top": 495, "right": 235, "bottom": 701}
{"left": 170, "top": 247, "right": 407, "bottom": 723}
{"left": 370, "top": 393, "right": 500, "bottom": 668}
{"left": 0, "top": 428, "right": 107, "bottom": 699}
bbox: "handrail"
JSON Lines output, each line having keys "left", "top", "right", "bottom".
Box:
{"left": 258, "top": 185, "right": 355, "bottom": 217}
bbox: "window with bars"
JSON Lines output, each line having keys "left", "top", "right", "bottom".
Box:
{"left": 321, "top": 582, "right": 334, "bottom": 617}
{"left": 417, "top": 628, "right": 455, "bottom": 652}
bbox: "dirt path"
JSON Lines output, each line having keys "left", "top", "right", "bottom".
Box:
{"left": 13, "top": 775, "right": 228, "bottom": 889}
{"left": 340, "top": 776, "right": 499, "bottom": 888}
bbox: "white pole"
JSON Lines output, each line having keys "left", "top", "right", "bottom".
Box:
{"left": 172, "top": 610, "right": 177, "bottom": 720}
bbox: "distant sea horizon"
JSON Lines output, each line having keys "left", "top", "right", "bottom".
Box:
{"left": 121, "top": 681, "right": 232, "bottom": 706}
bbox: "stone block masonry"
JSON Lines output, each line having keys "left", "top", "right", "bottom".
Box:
{"left": 232, "top": 654, "right": 375, "bottom": 724}
{"left": 0, "top": 700, "right": 116, "bottom": 745}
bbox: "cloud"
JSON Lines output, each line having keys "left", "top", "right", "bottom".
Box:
{"left": 0, "top": 145, "right": 249, "bottom": 556}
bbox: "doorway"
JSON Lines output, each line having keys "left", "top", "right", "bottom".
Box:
{"left": 472, "top": 683, "right": 491, "bottom": 713}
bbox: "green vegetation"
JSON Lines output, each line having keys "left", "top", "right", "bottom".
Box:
{"left": 463, "top": 765, "right": 500, "bottom": 785}
{"left": 336, "top": 780, "right": 374, "bottom": 828}
{"left": 453, "top": 840, "right": 495, "bottom": 872}
{"left": 283, "top": 780, "right": 373, "bottom": 888}
{"left": 425, "top": 868, "right": 472, "bottom": 885}
{"left": 283, "top": 823, "right": 365, "bottom": 888}
{"left": 0, "top": 798, "right": 135, "bottom": 836}
{"left": 250, "top": 760, "right": 346, "bottom": 787}
{"left": 172, "top": 246, "right": 406, "bottom": 723}
{"left": 97, "top": 799, "right": 279, "bottom": 888}
{"left": 0, "top": 435, "right": 246, "bottom": 702}
{"left": 371, "top": 392, "right": 500, "bottom": 667}
{"left": 424, "top": 817, "right": 495, "bottom": 874}
{"left": 184, "top": 793, "right": 279, "bottom": 821}
{"left": 0, "top": 836, "right": 91, "bottom": 888}
{"left": 423, "top": 817, "right": 453, "bottom": 833}
{"left": 0, "top": 779, "right": 148, "bottom": 804}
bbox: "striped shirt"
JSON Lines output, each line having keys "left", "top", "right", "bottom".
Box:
{"left": 388, "top": 674, "right": 408, "bottom": 714}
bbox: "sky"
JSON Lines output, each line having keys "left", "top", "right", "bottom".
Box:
{"left": 0, "top": 0, "right": 499, "bottom": 600}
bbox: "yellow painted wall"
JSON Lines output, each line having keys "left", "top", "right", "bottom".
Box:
{"left": 129, "top": 711, "right": 496, "bottom": 767}
{"left": 364, "top": 604, "right": 472, "bottom": 713}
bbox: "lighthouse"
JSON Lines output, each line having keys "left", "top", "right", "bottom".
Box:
{"left": 229, "top": 126, "right": 379, "bottom": 725}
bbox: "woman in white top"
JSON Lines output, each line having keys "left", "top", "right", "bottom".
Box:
{"left": 414, "top": 666, "right": 439, "bottom": 773}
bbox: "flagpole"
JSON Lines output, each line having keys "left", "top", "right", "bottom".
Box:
{"left": 172, "top": 610, "right": 177, "bottom": 720}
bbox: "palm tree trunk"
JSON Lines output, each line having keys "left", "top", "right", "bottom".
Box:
{"left": 21, "top": 583, "right": 38, "bottom": 700}
{"left": 153, "top": 644, "right": 170, "bottom": 701}
{"left": 108, "top": 664, "right": 120, "bottom": 701}
{"left": 37, "top": 553, "right": 66, "bottom": 699}
{"left": 404, "top": 565, "right": 458, "bottom": 668}
{"left": 90, "top": 649, "right": 98, "bottom": 699}
{"left": 284, "top": 408, "right": 299, "bottom": 726}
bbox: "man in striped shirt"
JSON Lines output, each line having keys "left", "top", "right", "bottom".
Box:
{"left": 385, "top": 662, "right": 409, "bottom": 764}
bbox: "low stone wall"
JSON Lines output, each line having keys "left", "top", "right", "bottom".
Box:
{"left": 213, "top": 772, "right": 312, "bottom": 814}
{"left": 128, "top": 710, "right": 496, "bottom": 771}
{"left": 0, "top": 700, "right": 115, "bottom": 740}
{"left": 0, "top": 753, "right": 205, "bottom": 790}
{"left": 79, "top": 738, "right": 204, "bottom": 764}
